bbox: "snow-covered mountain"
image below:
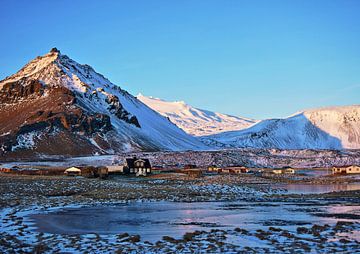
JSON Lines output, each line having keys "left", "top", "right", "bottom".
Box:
{"left": 0, "top": 48, "right": 207, "bottom": 159}
{"left": 201, "top": 105, "right": 360, "bottom": 150}
{"left": 137, "top": 94, "right": 256, "bottom": 136}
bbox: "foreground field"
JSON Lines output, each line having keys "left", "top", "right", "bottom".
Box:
{"left": 0, "top": 172, "right": 360, "bottom": 253}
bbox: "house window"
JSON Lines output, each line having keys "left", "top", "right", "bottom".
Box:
{"left": 147, "top": 168, "right": 150, "bottom": 173}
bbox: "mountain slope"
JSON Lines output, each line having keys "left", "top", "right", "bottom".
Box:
{"left": 0, "top": 48, "right": 207, "bottom": 159}
{"left": 137, "top": 94, "right": 256, "bottom": 136}
{"left": 201, "top": 105, "right": 360, "bottom": 150}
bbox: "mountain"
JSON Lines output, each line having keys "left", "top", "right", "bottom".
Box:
{"left": 0, "top": 48, "right": 207, "bottom": 159}
{"left": 137, "top": 94, "right": 256, "bottom": 136}
{"left": 201, "top": 105, "right": 360, "bottom": 150}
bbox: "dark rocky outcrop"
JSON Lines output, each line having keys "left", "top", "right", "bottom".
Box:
{"left": 0, "top": 79, "right": 45, "bottom": 103}
{"left": 21, "top": 110, "right": 112, "bottom": 136}
{"left": 106, "top": 94, "right": 140, "bottom": 128}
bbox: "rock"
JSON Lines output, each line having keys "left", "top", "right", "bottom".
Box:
{"left": 50, "top": 47, "right": 60, "bottom": 53}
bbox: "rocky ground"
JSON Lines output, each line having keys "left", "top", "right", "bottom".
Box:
{"left": 0, "top": 172, "right": 360, "bottom": 253}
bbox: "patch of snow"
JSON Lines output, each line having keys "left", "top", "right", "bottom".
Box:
{"left": 11, "top": 131, "right": 40, "bottom": 151}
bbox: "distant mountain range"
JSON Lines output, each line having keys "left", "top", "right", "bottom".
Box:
{"left": 0, "top": 48, "right": 359, "bottom": 160}
{"left": 0, "top": 48, "right": 206, "bottom": 159}
{"left": 200, "top": 106, "right": 360, "bottom": 150}
{"left": 137, "top": 94, "right": 256, "bottom": 136}
{"left": 139, "top": 95, "right": 360, "bottom": 150}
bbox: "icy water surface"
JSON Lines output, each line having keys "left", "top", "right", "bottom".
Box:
{"left": 281, "top": 183, "right": 360, "bottom": 194}
{"left": 28, "top": 201, "right": 360, "bottom": 242}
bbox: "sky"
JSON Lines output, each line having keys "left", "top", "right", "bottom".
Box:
{"left": 0, "top": 0, "right": 359, "bottom": 119}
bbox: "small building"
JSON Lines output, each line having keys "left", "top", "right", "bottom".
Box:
{"left": 107, "top": 165, "right": 125, "bottom": 175}
{"left": 96, "top": 167, "right": 108, "bottom": 179}
{"left": 332, "top": 165, "right": 360, "bottom": 175}
{"left": 231, "top": 168, "right": 243, "bottom": 174}
{"left": 124, "top": 157, "right": 152, "bottom": 177}
{"left": 80, "top": 166, "right": 96, "bottom": 178}
{"left": 221, "top": 168, "right": 231, "bottom": 174}
{"left": 272, "top": 169, "right": 283, "bottom": 175}
{"left": 284, "top": 168, "right": 295, "bottom": 174}
{"left": 207, "top": 166, "right": 221, "bottom": 173}
{"left": 64, "top": 167, "right": 82, "bottom": 176}
{"left": 0, "top": 168, "right": 11, "bottom": 173}
{"left": 221, "top": 166, "right": 248, "bottom": 174}
{"left": 184, "top": 169, "right": 202, "bottom": 178}
{"left": 272, "top": 168, "right": 295, "bottom": 175}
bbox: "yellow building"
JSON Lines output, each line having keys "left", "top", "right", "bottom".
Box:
{"left": 332, "top": 165, "right": 360, "bottom": 175}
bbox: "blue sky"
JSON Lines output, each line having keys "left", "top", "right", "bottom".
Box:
{"left": 0, "top": 0, "right": 359, "bottom": 119}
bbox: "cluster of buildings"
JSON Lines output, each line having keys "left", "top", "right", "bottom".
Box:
{"left": 2, "top": 157, "right": 360, "bottom": 178}
{"left": 64, "top": 157, "right": 152, "bottom": 178}
{"left": 207, "top": 166, "right": 250, "bottom": 174}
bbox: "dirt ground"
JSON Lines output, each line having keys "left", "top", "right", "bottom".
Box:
{"left": 0, "top": 172, "right": 360, "bottom": 253}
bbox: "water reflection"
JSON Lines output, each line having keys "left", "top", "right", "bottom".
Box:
{"left": 28, "top": 201, "right": 360, "bottom": 242}
{"left": 281, "top": 183, "right": 360, "bottom": 194}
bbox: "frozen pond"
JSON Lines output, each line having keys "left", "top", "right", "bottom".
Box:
{"left": 28, "top": 201, "right": 360, "bottom": 242}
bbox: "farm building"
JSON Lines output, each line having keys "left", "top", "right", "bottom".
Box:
{"left": 64, "top": 167, "right": 81, "bottom": 176}
{"left": 96, "top": 167, "right": 109, "bottom": 179}
{"left": 221, "top": 166, "right": 249, "bottom": 174}
{"left": 284, "top": 168, "right": 295, "bottom": 174}
{"left": 272, "top": 168, "right": 295, "bottom": 174}
{"left": 332, "top": 165, "right": 360, "bottom": 175}
{"left": 0, "top": 168, "right": 11, "bottom": 173}
{"left": 272, "top": 169, "right": 283, "bottom": 175}
{"left": 107, "top": 165, "right": 125, "bottom": 175}
{"left": 124, "top": 157, "right": 152, "bottom": 176}
{"left": 183, "top": 169, "right": 202, "bottom": 178}
{"left": 207, "top": 166, "right": 221, "bottom": 173}
{"left": 221, "top": 168, "right": 231, "bottom": 174}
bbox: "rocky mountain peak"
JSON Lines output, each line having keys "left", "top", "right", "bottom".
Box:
{"left": 50, "top": 47, "right": 60, "bottom": 54}
{"left": 0, "top": 49, "right": 207, "bottom": 159}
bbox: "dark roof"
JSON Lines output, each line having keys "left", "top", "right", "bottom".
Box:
{"left": 126, "top": 158, "right": 151, "bottom": 168}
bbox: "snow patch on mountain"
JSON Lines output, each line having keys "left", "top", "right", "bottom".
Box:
{"left": 137, "top": 94, "right": 257, "bottom": 136}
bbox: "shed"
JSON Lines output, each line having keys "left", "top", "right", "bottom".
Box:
{"left": 184, "top": 169, "right": 202, "bottom": 178}
{"left": 207, "top": 166, "right": 221, "bottom": 173}
{"left": 107, "top": 165, "right": 124, "bottom": 174}
{"left": 272, "top": 169, "right": 283, "bottom": 175}
{"left": 64, "top": 167, "right": 81, "bottom": 176}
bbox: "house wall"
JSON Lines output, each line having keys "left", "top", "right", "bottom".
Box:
{"left": 107, "top": 166, "right": 124, "bottom": 173}
{"left": 332, "top": 166, "right": 360, "bottom": 174}
{"left": 346, "top": 166, "right": 360, "bottom": 174}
